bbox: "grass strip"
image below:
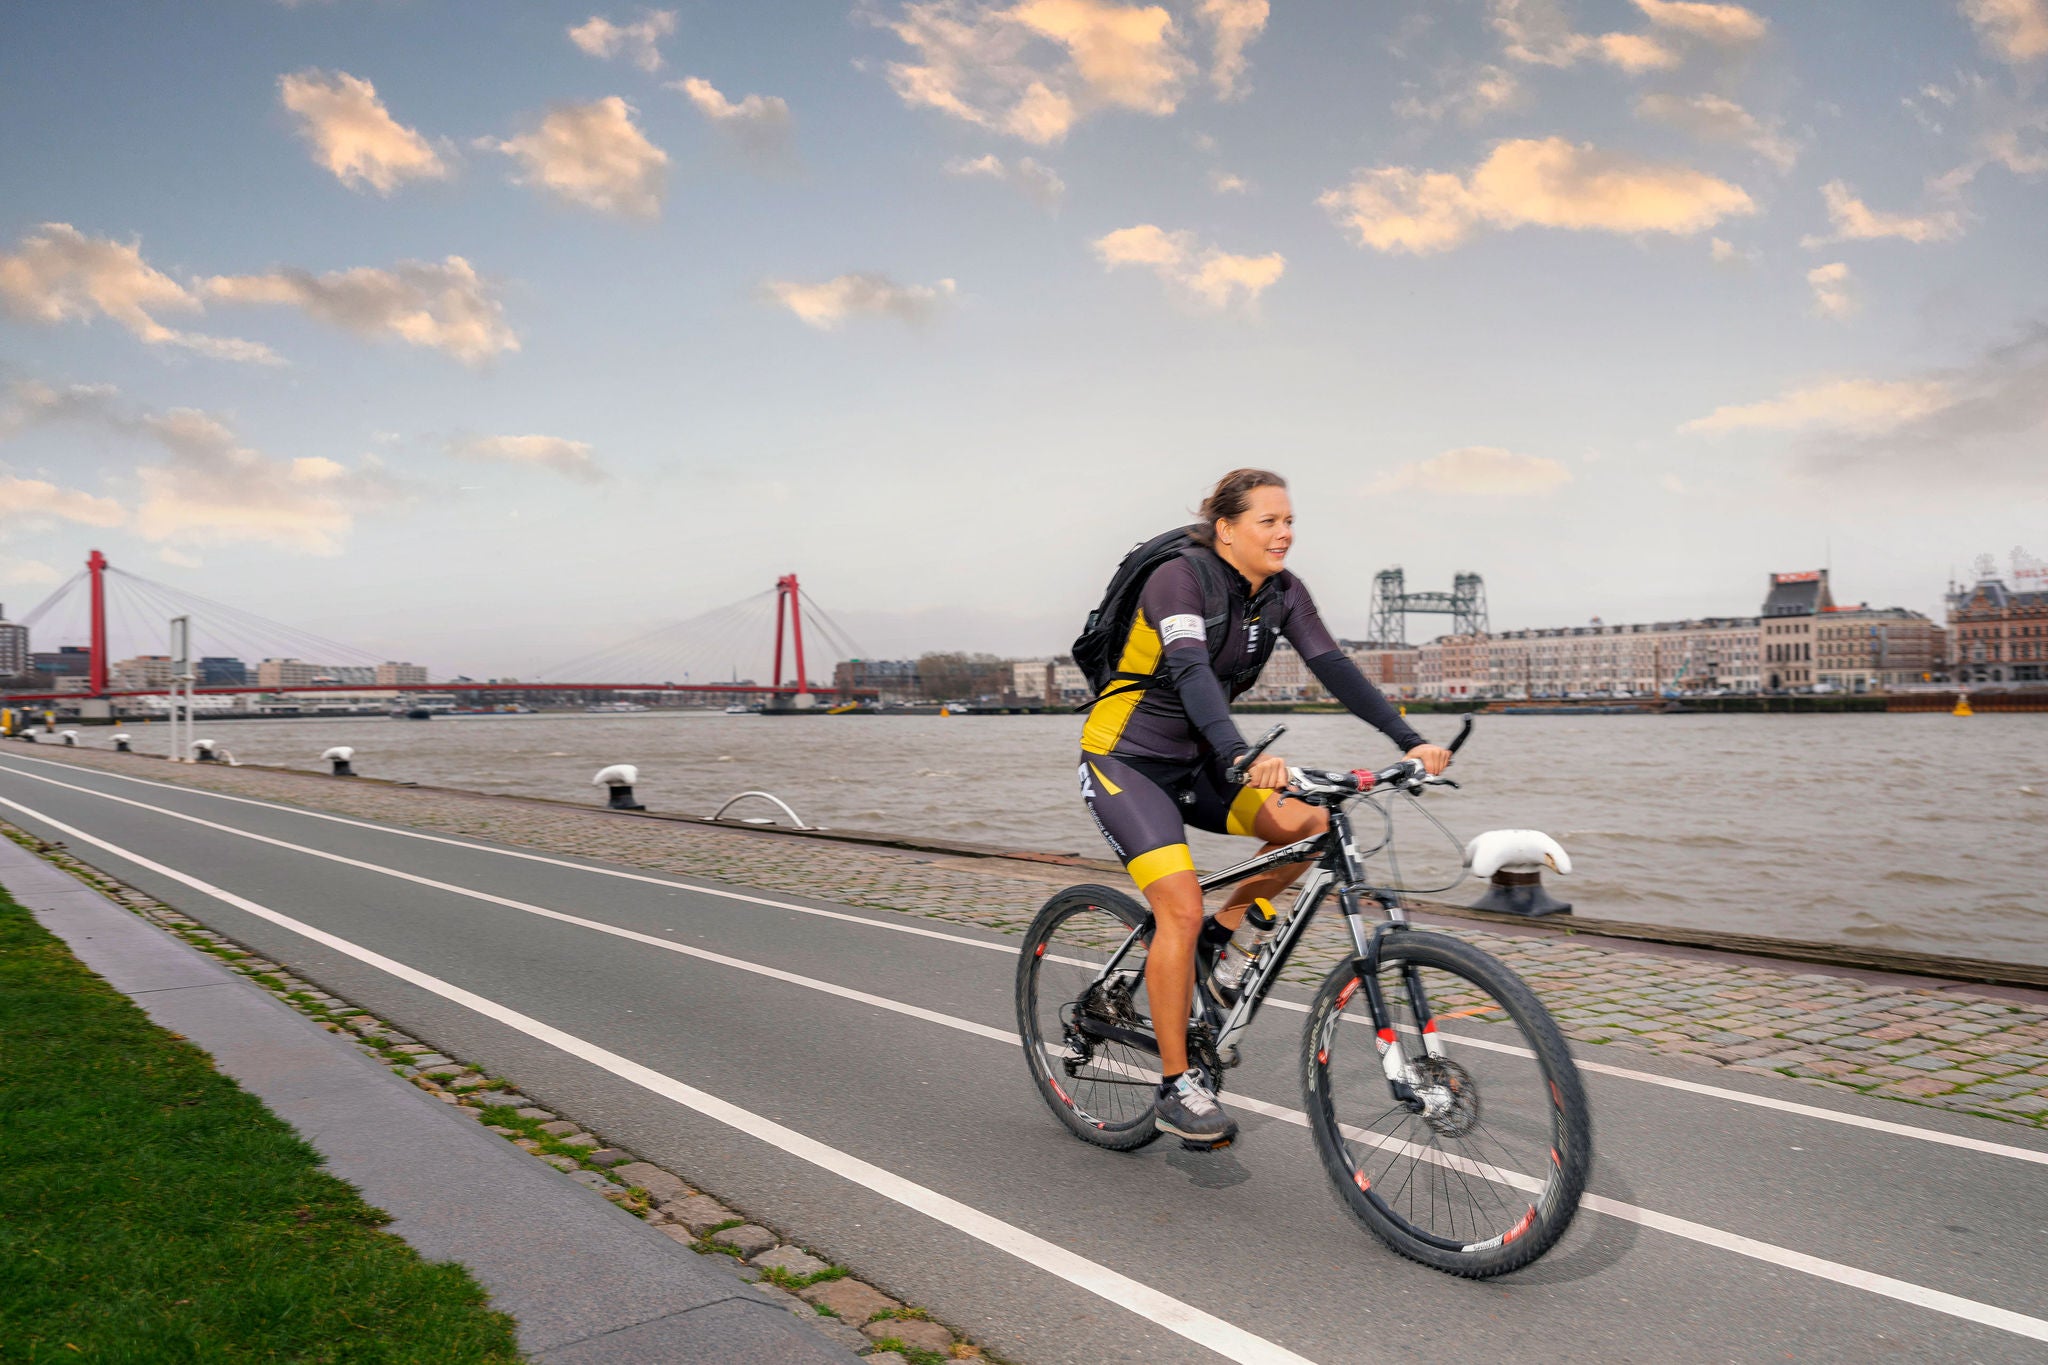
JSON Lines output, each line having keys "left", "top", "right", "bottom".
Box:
{"left": 0, "top": 881, "right": 523, "bottom": 1363}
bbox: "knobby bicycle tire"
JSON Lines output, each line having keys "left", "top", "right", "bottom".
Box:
{"left": 1301, "top": 930, "right": 1593, "bottom": 1277}
{"left": 1016, "top": 885, "right": 1163, "bottom": 1151}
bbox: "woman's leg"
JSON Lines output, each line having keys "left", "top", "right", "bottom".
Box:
{"left": 1213, "top": 794, "right": 1328, "bottom": 931}
{"left": 1140, "top": 868, "right": 1205, "bottom": 1076}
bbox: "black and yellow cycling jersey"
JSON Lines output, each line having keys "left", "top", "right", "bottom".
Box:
{"left": 1078, "top": 546, "right": 1423, "bottom": 888}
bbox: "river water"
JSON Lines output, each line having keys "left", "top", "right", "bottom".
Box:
{"left": 120, "top": 710, "right": 2048, "bottom": 966}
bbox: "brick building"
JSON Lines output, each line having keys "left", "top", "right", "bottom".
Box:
{"left": 1949, "top": 570, "right": 2048, "bottom": 685}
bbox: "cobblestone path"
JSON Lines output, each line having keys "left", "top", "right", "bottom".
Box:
{"left": 15, "top": 745, "right": 2048, "bottom": 1129}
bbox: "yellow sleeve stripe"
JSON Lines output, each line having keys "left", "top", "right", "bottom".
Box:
{"left": 1127, "top": 843, "right": 1196, "bottom": 890}
{"left": 1080, "top": 607, "right": 1163, "bottom": 756}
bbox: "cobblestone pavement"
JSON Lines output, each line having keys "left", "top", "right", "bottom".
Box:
{"left": 16, "top": 745, "right": 2048, "bottom": 1129}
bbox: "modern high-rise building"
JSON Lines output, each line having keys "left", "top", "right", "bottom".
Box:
{"left": 111, "top": 655, "right": 175, "bottom": 690}
{"left": 0, "top": 605, "right": 27, "bottom": 678}
{"left": 375, "top": 661, "right": 429, "bottom": 686}
{"left": 199, "top": 657, "right": 248, "bottom": 686}
{"left": 256, "top": 657, "right": 322, "bottom": 688}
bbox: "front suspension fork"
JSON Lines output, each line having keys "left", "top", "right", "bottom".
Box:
{"left": 1346, "top": 891, "right": 1443, "bottom": 1109}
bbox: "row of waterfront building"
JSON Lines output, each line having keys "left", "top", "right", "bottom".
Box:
{"left": 840, "top": 564, "right": 2044, "bottom": 706}
{"left": 0, "top": 637, "right": 431, "bottom": 693}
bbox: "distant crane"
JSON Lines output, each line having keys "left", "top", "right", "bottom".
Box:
{"left": 1365, "top": 567, "right": 1489, "bottom": 646}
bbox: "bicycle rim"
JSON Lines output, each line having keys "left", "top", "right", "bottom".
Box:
{"left": 1017, "top": 887, "right": 1163, "bottom": 1148}
{"left": 1303, "top": 932, "right": 1591, "bottom": 1276}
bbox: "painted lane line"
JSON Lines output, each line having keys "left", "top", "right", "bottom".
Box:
{"left": 0, "top": 765, "right": 1017, "bottom": 1047}
{"left": 8, "top": 755, "right": 2048, "bottom": 1174}
{"left": 0, "top": 752, "right": 1022, "bottom": 952}
{"left": 0, "top": 791, "right": 1313, "bottom": 1365}
{"left": 9, "top": 787, "right": 2048, "bottom": 1346}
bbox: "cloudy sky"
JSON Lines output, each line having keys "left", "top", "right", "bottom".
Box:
{"left": 2, "top": 0, "right": 2044, "bottom": 678}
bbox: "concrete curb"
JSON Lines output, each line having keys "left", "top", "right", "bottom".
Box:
{"left": 0, "top": 835, "right": 857, "bottom": 1364}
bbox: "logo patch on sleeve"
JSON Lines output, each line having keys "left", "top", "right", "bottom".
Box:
{"left": 1160, "top": 613, "right": 1206, "bottom": 645}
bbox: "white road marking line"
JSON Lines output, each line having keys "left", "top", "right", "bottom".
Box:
{"left": 0, "top": 791, "right": 1314, "bottom": 1365}
{"left": 8, "top": 780, "right": 2048, "bottom": 1346}
{"left": 7, "top": 755, "right": 2048, "bottom": 1173}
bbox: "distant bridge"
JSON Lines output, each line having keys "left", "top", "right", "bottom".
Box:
{"left": 3, "top": 553, "right": 874, "bottom": 708}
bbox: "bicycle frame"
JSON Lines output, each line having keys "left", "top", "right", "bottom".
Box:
{"left": 1078, "top": 793, "right": 1443, "bottom": 1105}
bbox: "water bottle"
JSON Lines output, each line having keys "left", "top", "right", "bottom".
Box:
{"left": 1212, "top": 897, "right": 1278, "bottom": 992}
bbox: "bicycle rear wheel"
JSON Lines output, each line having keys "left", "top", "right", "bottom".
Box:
{"left": 1301, "top": 930, "right": 1592, "bottom": 1277}
{"left": 1016, "top": 885, "right": 1162, "bottom": 1151}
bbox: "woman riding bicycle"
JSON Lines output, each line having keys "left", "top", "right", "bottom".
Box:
{"left": 1079, "top": 468, "right": 1452, "bottom": 1146}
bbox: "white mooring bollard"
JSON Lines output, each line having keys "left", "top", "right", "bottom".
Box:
{"left": 60, "top": 730, "right": 78, "bottom": 746}
{"left": 1464, "top": 829, "right": 1573, "bottom": 918}
{"left": 111, "top": 732, "right": 132, "bottom": 752}
{"left": 322, "top": 745, "right": 357, "bottom": 777}
{"left": 192, "top": 739, "right": 219, "bottom": 763}
{"left": 593, "top": 764, "right": 646, "bottom": 811}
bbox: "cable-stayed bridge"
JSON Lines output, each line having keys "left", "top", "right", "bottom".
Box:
{"left": 3, "top": 552, "right": 878, "bottom": 708}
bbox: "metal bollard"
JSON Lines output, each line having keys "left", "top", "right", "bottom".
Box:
{"left": 1463, "top": 830, "right": 1573, "bottom": 918}
{"left": 193, "top": 739, "right": 219, "bottom": 763}
{"left": 322, "top": 745, "right": 357, "bottom": 777}
{"left": 112, "top": 732, "right": 132, "bottom": 752}
{"left": 593, "top": 763, "right": 645, "bottom": 811}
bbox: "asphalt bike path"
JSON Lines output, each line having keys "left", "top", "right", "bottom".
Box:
{"left": 4, "top": 752, "right": 2046, "bottom": 1362}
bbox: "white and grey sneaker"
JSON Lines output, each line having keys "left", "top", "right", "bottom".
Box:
{"left": 1154, "top": 1066, "right": 1239, "bottom": 1148}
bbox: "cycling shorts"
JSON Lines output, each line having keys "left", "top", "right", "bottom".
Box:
{"left": 1077, "top": 751, "right": 1279, "bottom": 890}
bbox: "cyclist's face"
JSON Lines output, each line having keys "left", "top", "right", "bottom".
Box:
{"left": 1222, "top": 486, "right": 1294, "bottom": 576}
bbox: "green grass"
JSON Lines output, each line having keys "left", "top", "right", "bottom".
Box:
{"left": 0, "top": 882, "right": 523, "bottom": 1362}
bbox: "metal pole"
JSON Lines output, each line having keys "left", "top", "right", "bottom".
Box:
{"left": 170, "top": 615, "right": 191, "bottom": 762}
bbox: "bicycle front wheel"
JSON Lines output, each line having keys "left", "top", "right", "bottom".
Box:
{"left": 1301, "top": 930, "right": 1592, "bottom": 1277}
{"left": 1016, "top": 885, "right": 1162, "bottom": 1151}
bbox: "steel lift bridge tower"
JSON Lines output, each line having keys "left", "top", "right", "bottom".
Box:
{"left": 1364, "top": 567, "right": 1489, "bottom": 646}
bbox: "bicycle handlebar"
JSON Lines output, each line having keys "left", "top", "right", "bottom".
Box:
{"left": 1226, "top": 723, "right": 1286, "bottom": 784}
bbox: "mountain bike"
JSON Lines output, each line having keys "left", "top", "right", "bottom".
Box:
{"left": 1016, "top": 719, "right": 1592, "bottom": 1277}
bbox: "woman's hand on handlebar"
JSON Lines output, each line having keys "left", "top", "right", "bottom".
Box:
{"left": 1406, "top": 743, "right": 1453, "bottom": 776}
{"left": 1241, "top": 753, "right": 1292, "bottom": 791}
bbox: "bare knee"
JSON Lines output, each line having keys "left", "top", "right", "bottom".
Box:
{"left": 1260, "top": 800, "right": 1327, "bottom": 845}
{"left": 1142, "top": 871, "right": 1205, "bottom": 935}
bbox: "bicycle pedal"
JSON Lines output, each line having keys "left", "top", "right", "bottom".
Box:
{"left": 1179, "top": 1136, "right": 1233, "bottom": 1153}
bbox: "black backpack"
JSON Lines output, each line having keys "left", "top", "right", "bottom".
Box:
{"left": 1071, "top": 527, "right": 1233, "bottom": 711}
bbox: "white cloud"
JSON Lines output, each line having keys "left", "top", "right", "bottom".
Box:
{"left": 1394, "top": 64, "right": 1522, "bottom": 125}
{"left": 1363, "top": 446, "right": 1573, "bottom": 496}
{"left": 671, "top": 76, "right": 794, "bottom": 158}
{"left": 157, "top": 546, "right": 203, "bottom": 569}
{"left": 568, "top": 10, "right": 677, "bottom": 72}
{"left": 202, "top": 256, "right": 517, "bottom": 365}
{"left": 0, "top": 474, "right": 126, "bottom": 529}
{"left": 1637, "top": 92, "right": 1796, "bottom": 171}
{"left": 876, "top": 0, "right": 1200, "bottom": 144}
{"left": 491, "top": 98, "right": 667, "bottom": 217}
{"left": 1489, "top": 0, "right": 1762, "bottom": 73}
{"left": 1633, "top": 0, "right": 1767, "bottom": 46}
{"left": 1801, "top": 180, "right": 1963, "bottom": 246}
{"left": 277, "top": 70, "right": 446, "bottom": 194}
{"left": 1208, "top": 168, "right": 1248, "bottom": 193}
{"left": 1092, "top": 223, "right": 1284, "bottom": 309}
{"left": 0, "top": 224, "right": 279, "bottom": 364}
{"left": 1806, "top": 261, "right": 1855, "bottom": 317}
{"left": 449, "top": 434, "right": 604, "bottom": 483}
{"left": 1319, "top": 137, "right": 1755, "bottom": 254}
{"left": 1962, "top": 0, "right": 2048, "bottom": 63}
{"left": 944, "top": 153, "right": 1067, "bottom": 207}
{"left": 2, "top": 381, "right": 402, "bottom": 554}
{"left": 1195, "top": 0, "right": 1268, "bottom": 99}
{"left": 0, "top": 558, "right": 62, "bottom": 588}
{"left": 1488, "top": 0, "right": 1677, "bottom": 71}
{"left": 1707, "top": 236, "right": 1758, "bottom": 264}
{"left": 132, "top": 408, "right": 403, "bottom": 553}
{"left": 1681, "top": 378, "right": 1953, "bottom": 434}
{"left": 763, "top": 274, "right": 957, "bottom": 329}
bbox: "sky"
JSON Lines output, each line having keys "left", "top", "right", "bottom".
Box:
{"left": 1, "top": 0, "right": 2045, "bottom": 680}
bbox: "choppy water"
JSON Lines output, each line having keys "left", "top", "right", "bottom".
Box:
{"left": 123, "top": 710, "right": 2048, "bottom": 966}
